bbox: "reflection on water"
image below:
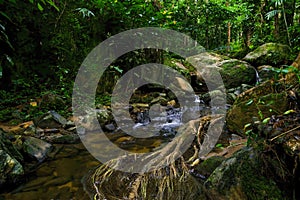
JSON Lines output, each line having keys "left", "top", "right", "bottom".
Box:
{"left": 1, "top": 105, "right": 202, "bottom": 199}
{"left": 2, "top": 143, "right": 100, "bottom": 200}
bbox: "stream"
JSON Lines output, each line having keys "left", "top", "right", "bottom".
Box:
{"left": 1, "top": 103, "right": 203, "bottom": 200}
{"left": 2, "top": 143, "right": 100, "bottom": 200}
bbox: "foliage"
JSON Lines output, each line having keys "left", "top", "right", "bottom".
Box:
{"left": 0, "top": 0, "right": 299, "bottom": 121}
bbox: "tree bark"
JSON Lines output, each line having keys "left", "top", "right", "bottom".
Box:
{"left": 291, "top": 52, "right": 300, "bottom": 69}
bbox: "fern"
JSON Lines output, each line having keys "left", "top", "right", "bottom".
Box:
{"left": 265, "top": 9, "right": 281, "bottom": 20}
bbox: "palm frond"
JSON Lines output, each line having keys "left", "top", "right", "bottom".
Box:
{"left": 265, "top": 9, "right": 281, "bottom": 20}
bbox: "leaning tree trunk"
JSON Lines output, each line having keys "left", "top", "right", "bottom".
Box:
{"left": 291, "top": 51, "right": 300, "bottom": 69}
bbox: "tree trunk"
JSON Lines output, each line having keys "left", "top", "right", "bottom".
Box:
{"left": 291, "top": 52, "right": 300, "bottom": 69}
{"left": 226, "top": 1, "right": 231, "bottom": 53}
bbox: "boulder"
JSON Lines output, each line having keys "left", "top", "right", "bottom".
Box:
{"left": 187, "top": 53, "right": 256, "bottom": 89}
{"left": 204, "top": 147, "right": 283, "bottom": 199}
{"left": 0, "top": 130, "right": 24, "bottom": 189}
{"left": 0, "top": 150, "right": 24, "bottom": 189}
{"left": 226, "top": 92, "right": 288, "bottom": 135}
{"left": 34, "top": 110, "right": 67, "bottom": 129}
{"left": 0, "top": 130, "right": 23, "bottom": 162}
{"left": 243, "top": 43, "right": 291, "bottom": 66}
{"left": 218, "top": 59, "right": 257, "bottom": 89}
{"left": 22, "top": 136, "right": 52, "bottom": 162}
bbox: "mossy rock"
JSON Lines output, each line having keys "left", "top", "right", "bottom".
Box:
{"left": 187, "top": 53, "right": 256, "bottom": 89}
{"left": 243, "top": 43, "right": 291, "bottom": 66}
{"left": 0, "top": 130, "right": 24, "bottom": 189}
{"left": 218, "top": 59, "right": 257, "bottom": 89}
{"left": 226, "top": 92, "right": 288, "bottom": 135}
{"left": 0, "top": 129, "right": 23, "bottom": 162}
{"left": 204, "top": 147, "right": 283, "bottom": 199}
{"left": 194, "top": 156, "right": 225, "bottom": 178}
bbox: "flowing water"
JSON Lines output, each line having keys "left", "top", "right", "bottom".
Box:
{"left": 1, "top": 105, "right": 195, "bottom": 200}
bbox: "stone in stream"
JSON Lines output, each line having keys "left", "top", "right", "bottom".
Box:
{"left": 187, "top": 52, "right": 257, "bottom": 90}
{"left": 0, "top": 130, "right": 23, "bottom": 162}
{"left": 0, "top": 130, "right": 24, "bottom": 189}
{"left": 243, "top": 43, "right": 291, "bottom": 66}
{"left": 0, "top": 150, "right": 24, "bottom": 189}
{"left": 22, "top": 136, "right": 53, "bottom": 162}
{"left": 34, "top": 110, "right": 67, "bottom": 129}
{"left": 43, "top": 134, "right": 80, "bottom": 144}
{"left": 104, "top": 123, "right": 116, "bottom": 131}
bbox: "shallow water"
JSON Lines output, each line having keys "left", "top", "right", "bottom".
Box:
{"left": 2, "top": 143, "right": 100, "bottom": 200}
{"left": 1, "top": 106, "right": 197, "bottom": 200}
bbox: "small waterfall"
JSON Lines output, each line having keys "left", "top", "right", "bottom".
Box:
{"left": 253, "top": 67, "right": 262, "bottom": 84}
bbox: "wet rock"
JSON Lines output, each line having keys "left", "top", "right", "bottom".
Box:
{"left": 243, "top": 43, "right": 291, "bottom": 66}
{"left": 104, "top": 123, "right": 116, "bottom": 131}
{"left": 226, "top": 92, "right": 288, "bottom": 135}
{"left": 63, "top": 120, "right": 75, "bottom": 130}
{"left": 0, "top": 132, "right": 24, "bottom": 189}
{"left": 43, "top": 134, "right": 80, "bottom": 144}
{"left": 205, "top": 148, "right": 283, "bottom": 199}
{"left": 201, "top": 90, "right": 226, "bottom": 105}
{"left": 1, "top": 132, "right": 22, "bottom": 159}
{"left": 204, "top": 147, "right": 283, "bottom": 199}
{"left": 22, "top": 136, "right": 52, "bottom": 162}
{"left": 23, "top": 124, "right": 36, "bottom": 136}
{"left": 34, "top": 111, "right": 67, "bottom": 129}
{"left": 0, "top": 150, "right": 24, "bottom": 189}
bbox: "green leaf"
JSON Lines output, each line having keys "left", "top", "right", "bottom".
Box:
{"left": 262, "top": 117, "right": 270, "bottom": 124}
{"left": 258, "top": 110, "right": 264, "bottom": 119}
{"left": 244, "top": 123, "right": 251, "bottom": 129}
{"left": 284, "top": 109, "right": 295, "bottom": 115}
{"left": 216, "top": 143, "right": 223, "bottom": 148}
{"left": 245, "top": 99, "right": 253, "bottom": 106}
{"left": 245, "top": 129, "right": 252, "bottom": 136}
{"left": 37, "top": 3, "right": 44, "bottom": 11}
{"left": 0, "top": 11, "right": 12, "bottom": 22}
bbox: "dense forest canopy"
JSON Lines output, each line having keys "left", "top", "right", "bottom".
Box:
{"left": 1, "top": 0, "right": 299, "bottom": 92}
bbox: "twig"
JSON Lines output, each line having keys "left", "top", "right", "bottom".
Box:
{"left": 270, "top": 125, "right": 300, "bottom": 141}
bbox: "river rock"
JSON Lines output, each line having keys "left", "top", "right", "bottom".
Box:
{"left": 0, "top": 130, "right": 24, "bottom": 189}
{"left": 22, "top": 136, "right": 53, "bottom": 162}
{"left": 0, "top": 130, "right": 23, "bottom": 162}
{"left": 226, "top": 92, "right": 288, "bottom": 135}
{"left": 34, "top": 111, "right": 67, "bottom": 129}
{"left": 43, "top": 134, "right": 80, "bottom": 144}
{"left": 187, "top": 53, "right": 256, "bottom": 89}
{"left": 218, "top": 59, "right": 257, "bottom": 88}
{"left": 204, "top": 147, "right": 283, "bottom": 199}
{"left": 0, "top": 150, "right": 24, "bottom": 189}
{"left": 243, "top": 43, "right": 291, "bottom": 66}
